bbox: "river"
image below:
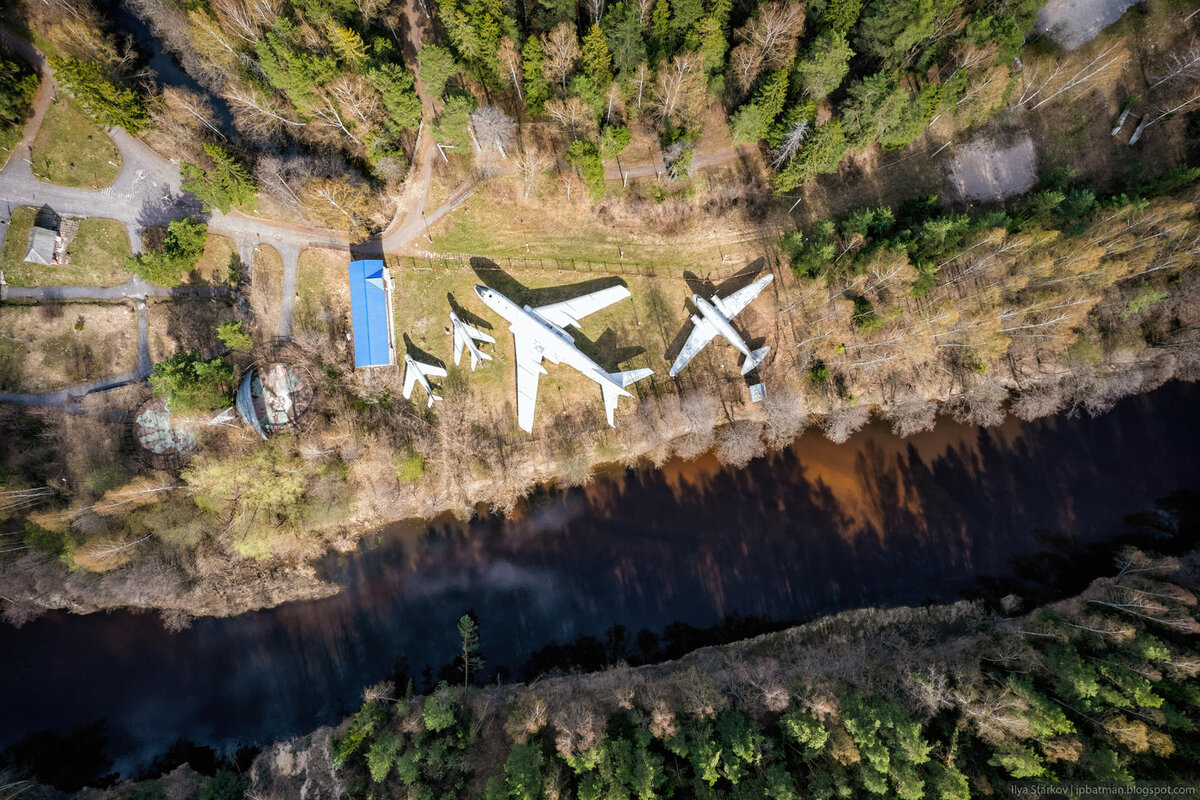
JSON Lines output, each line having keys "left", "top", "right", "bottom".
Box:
{"left": 2, "top": 382, "right": 1200, "bottom": 777}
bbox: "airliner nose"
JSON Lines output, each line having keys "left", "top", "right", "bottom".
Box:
{"left": 474, "top": 284, "right": 490, "bottom": 300}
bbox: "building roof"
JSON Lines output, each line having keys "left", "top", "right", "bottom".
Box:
{"left": 25, "top": 226, "right": 57, "bottom": 265}
{"left": 348, "top": 259, "right": 396, "bottom": 367}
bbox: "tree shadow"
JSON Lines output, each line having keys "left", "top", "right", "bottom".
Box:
{"left": 349, "top": 238, "right": 383, "bottom": 262}
{"left": 447, "top": 291, "right": 493, "bottom": 331}
{"left": 137, "top": 188, "right": 204, "bottom": 230}
{"left": 469, "top": 257, "right": 626, "bottom": 307}
{"left": 402, "top": 332, "right": 445, "bottom": 369}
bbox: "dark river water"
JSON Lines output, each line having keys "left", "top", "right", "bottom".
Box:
{"left": 2, "top": 382, "right": 1200, "bottom": 776}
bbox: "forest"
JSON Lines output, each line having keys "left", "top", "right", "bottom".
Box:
{"left": 1, "top": 0, "right": 1199, "bottom": 624}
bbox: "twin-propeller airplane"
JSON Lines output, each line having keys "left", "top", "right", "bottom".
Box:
{"left": 396, "top": 272, "right": 774, "bottom": 432}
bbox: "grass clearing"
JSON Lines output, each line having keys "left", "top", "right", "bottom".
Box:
{"left": 2, "top": 209, "right": 132, "bottom": 286}
{"left": 249, "top": 244, "right": 284, "bottom": 341}
{"left": 424, "top": 176, "right": 772, "bottom": 273}
{"left": 0, "top": 302, "right": 138, "bottom": 391}
{"left": 295, "top": 247, "right": 352, "bottom": 340}
{"left": 390, "top": 261, "right": 726, "bottom": 432}
{"left": 29, "top": 98, "right": 121, "bottom": 188}
{"left": 190, "top": 234, "right": 239, "bottom": 286}
{"left": 146, "top": 296, "right": 236, "bottom": 363}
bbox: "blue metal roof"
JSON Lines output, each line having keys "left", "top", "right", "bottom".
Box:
{"left": 348, "top": 259, "right": 394, "bottom": 367}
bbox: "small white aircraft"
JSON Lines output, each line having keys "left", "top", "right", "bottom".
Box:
{"left": 474, "top": 283, "right": 653, "bottom": 432}
{"left": 402, "top": 352, "right": 447, "bottom": 407}
{"left": 449, "top": 311, "right": 496, "bottom": 371}
{"left": 669, "top": 274, "right": 774, "bottom": 378}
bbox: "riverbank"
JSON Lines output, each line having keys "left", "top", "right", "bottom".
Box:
{"left": 12, "top": 538, "right": 1200, "bottom": 797}
{"left": 2, "top": 380, "right": 1200, "bottom": 777}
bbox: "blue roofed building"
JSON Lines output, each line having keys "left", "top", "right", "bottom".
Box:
{"left": 348, "top": 259, "right": 397, "bottom": 368}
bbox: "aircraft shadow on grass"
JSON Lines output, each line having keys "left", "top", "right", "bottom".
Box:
{"left": 467, "top": 258, "right": 646, "bottom": 371}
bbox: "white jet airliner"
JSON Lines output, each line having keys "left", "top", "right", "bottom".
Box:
{"left": 449, "top": 311, "right": 496, "bottom": 371}
{"left": 402, "top": 352, "right": 447, "bottom": 407}
{"left": 474, "top": 284, "right": 653, "bottom": 432}
{"left": 669, "top": 273, "right": 774, "bottom": 378}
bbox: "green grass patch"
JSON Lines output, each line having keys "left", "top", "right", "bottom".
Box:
{"left": 4, "top": 210, "right": 132, "bottom": 286}
{"left": 0, "top": 205, "right": 36, "bottom": 280}
{"left": 29, "top": 98, "right": 121, "bottom": 188}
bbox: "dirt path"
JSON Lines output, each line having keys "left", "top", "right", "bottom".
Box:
{"left": 604, "top": 143, "right": 759, "bottom": 181}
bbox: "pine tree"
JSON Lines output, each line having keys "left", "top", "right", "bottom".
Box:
{"left": 522, "top": 36, "right": 552, "bottom": 112}
{"left": 50, "top": 57, "right": 149, "bottom": 133}
{"left": 181, "top": 144, "right": 258, "bottom": 213}
{"left": 581, "top": 24, "right": 613, "bottom": 86}
{"left": 457, "top": 613, "right": 483, "bottom": 687}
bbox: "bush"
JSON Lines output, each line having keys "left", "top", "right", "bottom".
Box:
{"left": 126, "top": 218, "right": 209, "bottom": 288}
{"left": 149, "top": 351, "right": 234, "bottom": 413}
{"left": 567, "top": 139, "right": 605, "bottom": 200}
{"left": 217, "top": 320, "right": 253, "bottom": 352}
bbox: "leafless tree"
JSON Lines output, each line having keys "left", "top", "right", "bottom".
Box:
{"left": 211, "top": 0, "right": 279, "bottom": 44}
{"left": 634, "top": 0, "right": 654, "bottom": 26}
{"left": 715, "top": 421, "right": 765, "bottom": 467}
{"left": 729, "top": 1, "right": 805, "bottom": 93}
{"left": 652, "top": 53, "right": 706, "bottom": 125}
{"left": 771, "top": 118, "right": 808, "bottom": 169}
{"left": 632, "top": 62, "right": 649, "bottom": 110}
{"left": 1149, "top": 39, "right": 1200, "bottom": 89}
{"left": 1012, "top": 43, "right": 1126, "bottom": 111}
{"left": 513, "top": 145, "right": 552, "bottom": 200}
{"left": 587, "top": 0, "right": 605, "bottom": 23}
{"left": 497, "top": 37, "right": 523, "bottom": 101}
{"left": 544, "top": 96, "right": 596, "bottom": 139}
{"left": 821, "top": 405, "right": 870, "bottom": 443}
{"left": 470, "top": 105, "right": 517, "bottom": 160}
{"left": 950, "top": 381, "right": 1007, "bottom": 427}
{"left": 883, "top": 394, "right": 937, "bottom": 437}
{"left": 224, "top": 83, "right": 305, "bottom": 141}
{"left": 543, "top": 22, "right": 581, "bottom": 92}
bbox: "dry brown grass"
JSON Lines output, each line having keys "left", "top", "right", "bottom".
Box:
{"left": 0, "top": 302, "right": 139, "bottom": 391}
{"left": 250, "top": 244, "right": 285, "bottom": 341}
{"left": 146, "top": 296, "right": 236, "bottom": 362}
{"left": 295, "top": 247, "right": 352, "bottom": 340}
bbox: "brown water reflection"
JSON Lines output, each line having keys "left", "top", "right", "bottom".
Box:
{"left": 1, "top": 383, "right": 1198, "bottom": 775}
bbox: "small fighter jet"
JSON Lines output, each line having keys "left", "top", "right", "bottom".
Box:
{"left": 669, "top": 274, "right": 774, "bottom": 378}
{"left": 402, "top": 352, "right": 447, "bottom": 407}
{"left": 474, "top": 283, "right": 653, "bottom": 432}
{"left": 449, "top": 311, "right": 496, "bottom": 371}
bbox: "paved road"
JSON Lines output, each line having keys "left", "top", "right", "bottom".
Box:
{"left": 2, "top": 276, "right": 232, "bottom": 301}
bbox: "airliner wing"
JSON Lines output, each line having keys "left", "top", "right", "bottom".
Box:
{"left": 513, "top": 331, "right": 546, "bottom": 432}
{"left": 669, "top": 318, "right": 719, "bottom": 377}
{"left": 716, "top": 274, "right": 774, "bottom": 319}
{"left": 534, "top": 285, "right": 631, "bottom": 329}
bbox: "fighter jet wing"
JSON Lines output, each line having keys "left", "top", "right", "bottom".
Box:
{"left": 714, "top": 274, "right": 774, "bottom": 319}
{"left": 459, "top": 320, "right": 495, "bottom": 344}
{"left": 534, "top": 285, "right": 631, "bottom": 329}
{"left": 422, "top": 362, "right": 448, "bottom": 378}
{"left": 669, "top": 318, "right": 719, "bottom": 377}
{"left": 513, "top": 331, "right": 547, "bottom": 432}
{"left": 402, "top": 362, "right": 419, "bottom": 399}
